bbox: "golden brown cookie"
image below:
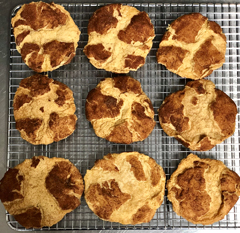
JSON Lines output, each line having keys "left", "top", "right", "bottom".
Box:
{"left": 86, "top": 76, "right": 156, "bottom": 144}
{"left": 84, "top": 152, "right": 166, "bottom": 224}
{"left": 84, "top": 4, "right": 155, "bottom": 73}
{"left": 0, "top": 156, "right": 84, "bottom": 229}
{"left": 158, "top": 79, "right": 237, "bottom": 151}
{"left": 13, "top": 74, "right": 77, "bottom": 145}
{"left": 157, "top": 13, "right": 226, "bottom": 80}
{"left": 167, "top": 153, "right": 240, "bottom": 225}
{"left": 11, "top": 1, "right": 80, "bottom": 72}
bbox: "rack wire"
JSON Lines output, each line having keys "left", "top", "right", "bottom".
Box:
{"left": 7, "top": 2, "right": 240, "bottom": 231}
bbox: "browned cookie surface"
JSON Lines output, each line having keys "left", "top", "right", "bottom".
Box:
{"left": 167, "top": 154, "right": 240, "bottom": 225}
{"left": 86, "top": 76, "right": 155, "bottom": 144}
{"left": 158, "top": 79, "right": 237, "bottom": 151}
{"left": 84, "top": 4, "right": 155, "bottom": 73}
{"left": 11, "top": 1, "right": 80, "bottom": 72}
{"left": 157, "top": 13, "right": 226, "bottom": 80}
{"left": 13, "top": 74, "right": 77, "bottom": 145}
{"left": 84, "top": 152, "right": 166, "bottom": 224}
{"left": 0, "top": 156, "right": 84, "bottom": 228}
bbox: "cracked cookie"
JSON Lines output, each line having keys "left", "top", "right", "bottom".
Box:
{"left": 0, "top": 156, "right": 84, "bottom": 228}
{"left": 84, "top": 4, "right": 155, "bottom": 73}
{"left": 158, "top": 79, "right": 237, "bottom": 151}
{"left": 11, "top": 1, "right": 80, "bottom": 72}
{"left": 85, "top": 76, "right": 156, "bottom": 144}
{"left": 84, "top": 152, "right": 166, "bottom": 224}
{"left": 13, "top": 74, "right": 77, "bottom": 145}
{"left": 157, "top": 13, "right": 226, "bottom": 80}
{"left": 167, "top": 153, "right": 240, "bottom": 225}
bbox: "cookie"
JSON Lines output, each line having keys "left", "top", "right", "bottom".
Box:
{"left": 84, "top": 152, "right": 166, "bottom": 224}
{"left": 13, "top": 74, "right": 77, "bottom": 145}
{"left": 167, "top": 153, "right": 240, "bottom": 225}
{"left": 158, "top": 79, "right": 237, "bottom": 151}
{"left": 84, "top": 4, "right": 155, "bottom": 73}
{"left": 86, "top": 76, "right": 156, "bottom": 144}
{"left": 0, "top": 156, "right": 84, "bottom": 229}
{"left": 156, "top": 13, "right": 226, "bottom": 80}
{"left": 11, "top": 1, "right": 80, "bottom": 72}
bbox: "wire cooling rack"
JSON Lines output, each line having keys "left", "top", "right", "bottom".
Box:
{"left": 7, "top": 2, "right": 240, "bottom": 231}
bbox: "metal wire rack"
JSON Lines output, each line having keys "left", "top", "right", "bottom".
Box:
{"left": 7, "top": 2, "right": 240, "bottom": 231}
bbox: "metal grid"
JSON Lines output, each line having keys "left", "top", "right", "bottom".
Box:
{"left": 7, "top": 2, "right": 240, "bottom": 231}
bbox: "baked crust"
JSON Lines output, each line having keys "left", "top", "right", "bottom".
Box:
{"left": 85, "top": 76, "right": 156, "bottom": 144}
{"left": 158, "top": 79, "right": 237, "bottom": 151}
{"left": 156, "top": 13, "right": 226, "bottom": 80}
{"left": 13, "top": 74, "right": 77, "bottom": 145}
{"left": 167, "top": 153, "right": 240, "bottom": 225}
{"left": 84, "top": 152, "right": 166, "bottom": 224}
{"left": 0, "top": 156, "right": 84, "bottom": 228}
{"left": 11, "top": 1, "right": 80, "bottom": 72}
{"left": 84, "top": 4, "right": 155, "bottom": 73}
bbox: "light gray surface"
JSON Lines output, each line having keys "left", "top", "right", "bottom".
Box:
{"left": 0, "top": 0, "right": 240, "bottom": 233}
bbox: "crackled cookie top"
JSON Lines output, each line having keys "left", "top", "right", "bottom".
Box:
{"left": 84, "top": 4, "right": 155, "bottom": 73}
{"left": 11, "top": 1, "right": 80, "bottom": 72}
{"left": 86, "top": 76, "right": 156, "bottom": 144}
{"left": 158, "top": 79, "right": 237, "bottom": 151}
{"left": 0, "top": 156, "right": 84, "bottom": 228}
{"left": 13, "top": 74, "right": 77, "bottom": 145}
{"left": 84, "top": 152, "right": 166, "bottom": 224}
{"left": 157, "top": 13, "right": 226, "bottom": 80}
{"left": 167, "top": 154, "right": 240, "bottom": 225}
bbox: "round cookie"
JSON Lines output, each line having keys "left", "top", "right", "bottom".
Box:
{"left": 13, "top": 74, "right": 77, "bottom": 145}
{"left": 85, "top": 76, "right": 156, "bottom": 144}
{"left": 84, "top": 4, "right": 155, "bottom": 73}
{"left": 158, "top": 79, "right": 237, "bottom": 151}
{"left": 11, "top": 1, "right": 80, "bottom": 72}
{"left": 156, "top": 13, "right": 226, "bottom": 80}
{"left": 167, "top": 153, "right": 240, "bottom": 225}
{"left": 84, "top": 152, "right": 166, "bottom": 224}
{"left": 0, "top": 156, "right": 84, "bottom": 229}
